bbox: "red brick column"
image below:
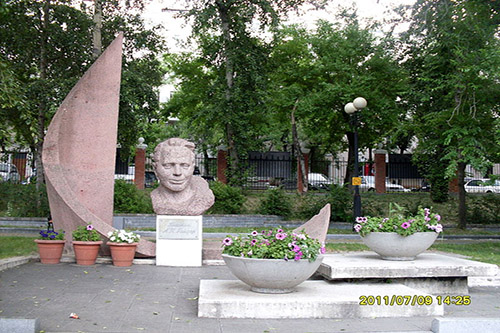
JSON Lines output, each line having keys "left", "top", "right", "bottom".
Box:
{"left": 12, "top": 153, "right": 27, "bottom": 181}
{"left": 217, "top": 147, "right": 228, "bottom": 184}
{"left": 374, "top": 149, "right": 387, "bottom": 194}
{"left": 448, "top": 177, "right": 459, "bottom": 193}
{"left": 134, "top": 137, "right": 147, "bottom": 190}
{"left": 297, "top": 149, "right": 310, "bottom": 193}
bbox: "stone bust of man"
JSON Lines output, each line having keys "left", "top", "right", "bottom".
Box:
{"left": 151, "top": 138, "right": 214, "bottom": 216}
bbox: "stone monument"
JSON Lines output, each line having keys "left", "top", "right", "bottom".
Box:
{"left": 43, "top": 33, "right": 155, "bottom": 256}
{"left": 152, "top": 138, "right": 214, "bottom": 266}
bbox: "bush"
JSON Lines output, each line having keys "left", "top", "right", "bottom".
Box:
{"left": 258, "top": 188, "right": 292, "bottom": 218}
{"left": 208, "top": 181, "right": 246, "bottom": 214}
{"left": 0, "top": 182, "right": 50, "bottom": 217}
{"left": 292, "top": 185, "right": 352, "bottom": 222}
{"left": 113, "top": 180, "right": 153, "bottom": 214}
{"left": 294, "top": 194, "right": 329, "bottom": 221}
{"left": 466, "top": 194, "right": 500, "bottom": 224}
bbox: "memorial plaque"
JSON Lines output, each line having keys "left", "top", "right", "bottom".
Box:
{"left": 158, "top": 217, "right": 200, "bottom": 240}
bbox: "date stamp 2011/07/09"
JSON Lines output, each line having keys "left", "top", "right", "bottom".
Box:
{"left": 359, "top": 295, "right": 471, "bottom": 306}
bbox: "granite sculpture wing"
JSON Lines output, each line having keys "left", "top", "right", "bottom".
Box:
{"left": 43, "top": 33, "right": 155, "bottom": 256}
{"left": 293, "top": 203, "right": 331, "bottom": 244}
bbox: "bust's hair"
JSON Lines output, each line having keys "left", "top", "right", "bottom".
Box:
{"left": 153, "top": 138, "right": 195, "bottom": 166}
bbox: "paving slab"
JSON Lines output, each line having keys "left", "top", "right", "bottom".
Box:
{"left": 318, "top": 252, "right": 499, "bottom": 294}
{"left": 198, "top": 280, "right": 444, "bottom": 319}
{"left": 431, "top": 317, "right": 500, "bottom": 333}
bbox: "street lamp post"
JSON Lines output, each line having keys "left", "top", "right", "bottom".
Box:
{"left": 344, "top": 97, "right": 367, "bottom": 224}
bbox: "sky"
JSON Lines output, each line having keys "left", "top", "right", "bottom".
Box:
{"left": 140, "top": 0, "right": 416, "bottom": 101}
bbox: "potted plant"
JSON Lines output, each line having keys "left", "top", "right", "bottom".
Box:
{"left": 354, "top": 204, "right": 443, "bottom": 261}
{"left": 106, "top": 229, "right": 141, "bottom": 267}
{"left": 221, "top": 227, "right": 326, "bottom": 293}
{"left": 34, "top": 229, "right": 66, "bottom": 264}
{"left": 72, "top": 223, "right": 103, "bottom": 265}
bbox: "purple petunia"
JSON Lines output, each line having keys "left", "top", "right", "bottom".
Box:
{"left": 222, "top": 237, "right": 233, "bottom": 246}
{"left": 355, "top": 216, "right": 368, "bottom": 223}
{"left": 250, "top": 239, "right": 257, "bottom": 246}
{"left": 320, "top": 246, "right": 326, "bottom": 254}
{"left": 401, "top": 222, "right": 410, "bottom": 229}
{"left": 251, "top": 230, "right": 259, "bottom": 236}
{"left": 86, "top": 225, "right": 94, "bottom": 231}
{"left": 434, "top": 214, "right": 441, "bottom": 222}
{"left": 354, "top": 224, "right": 362, "bottom": 232}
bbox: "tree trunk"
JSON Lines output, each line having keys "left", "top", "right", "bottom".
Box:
{"left": 291, "top": 101, "right": 307, "bottom": 193}
{"left": 216, "top": 1, "right": 239, "bottom": 182}
{"left": 92, "top": 0, "right": 102, "bottom": 59}
{"left": 457, "top": 161, "right": 467, "bottom": 229}
{"left": 35, "top": 0, "right": 50, "bottom": 197}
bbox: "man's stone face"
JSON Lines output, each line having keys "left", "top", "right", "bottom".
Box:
{"left": 156, "top": 146, "right": 195, "bottom": 192}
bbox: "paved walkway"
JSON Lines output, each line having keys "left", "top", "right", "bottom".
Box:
{"left": 0, "top": 258, "right": 499, "bottom": 333}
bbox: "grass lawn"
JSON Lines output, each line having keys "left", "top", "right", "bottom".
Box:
{"left": 0, "top": 236, "right": 37, "bottom": 259}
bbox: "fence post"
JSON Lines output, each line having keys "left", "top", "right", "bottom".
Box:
{"left": 374, "top": 149, "right": 387, "bottom": 193}
{"left": 134, "top": 137, "right": 147, "bottom": 190}
{"left": 297, "top": 148, "right": 310, "bottom": 193}
{"left": 217, "top": 146, "right": 228, "bottom": 184}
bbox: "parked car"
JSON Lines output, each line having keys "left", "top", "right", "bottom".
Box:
{"left": 308, "top": 173, "right": 333, "bottom": 190}
{"left": 0, "top": 163, "right": 20, "bottom": 182}
{"left": 464, "top": 179, "right": 500, "bottom": 194}
{"left": 360, "top": 176, "right": 410, "bottom": 192}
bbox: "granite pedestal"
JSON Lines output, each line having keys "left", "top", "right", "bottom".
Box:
{"left": 318, "top": 252, "right": 499, "bottom": 294}
{"left": 198, "top": 280, "right": 444, "bottom": 319}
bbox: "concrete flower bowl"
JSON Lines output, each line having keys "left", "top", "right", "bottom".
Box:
{"left": 361, "top": 232, "right": 439, "bottom": 261}
{"left": 222, "top": 254, "right": 324, "bottom": 294}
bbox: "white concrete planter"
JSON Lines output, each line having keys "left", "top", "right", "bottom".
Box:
{"left": 222, "top": 254, "right": 324, "bottom": 294}
{"left": 361, "top": 232, "right": 439, "bottom": 261}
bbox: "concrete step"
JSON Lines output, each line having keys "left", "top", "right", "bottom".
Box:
{"left": 198, "top": 280, "right": 444, "bottom": 319}
{"left": 318, "top": 252, "right": 499, "bottom": 294}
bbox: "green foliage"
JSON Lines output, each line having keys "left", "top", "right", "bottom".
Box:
{"left": 258, "top": 188, "right": 292, "bottom": 218}
{"left": 72, "top": 223, "right": 101, "bottom": 241}
{"left": 221, "top": 227, "right": 324, "bottom": 261}
{"left": 208, "top": 181, "right": 246, "bottom": 214}
{"left": 113, "top": 180, "right": 153, "bottom": 214}
{"left": 293, "top": 185, "right": 351, "bottom": 222}
{"left": 466, "top": 194, "right": 500, "bottom": 225}
{"left": 0, "top": 183, "right": 49, "bottom": 217}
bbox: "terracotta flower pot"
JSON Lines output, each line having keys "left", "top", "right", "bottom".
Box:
{"left": 72, "top": 241, "right": 103, "bottom": 265}
{"left": 108, "top": 242, "right": 138, "bottom": 267}
{"left": 34, "top": 239, "right": 65, "bottom": 264}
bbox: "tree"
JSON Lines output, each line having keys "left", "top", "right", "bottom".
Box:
{"left": 172, "top": 0, "right": 325, "bottom": 183}
{"left": 267, "top": 16, "right": 407, "bottom": 187}
{"left": 401, "top": 0, "right": 500, "bottom": 228}
{"left": 0, "top": 0, "right": 166, "bottom": 185}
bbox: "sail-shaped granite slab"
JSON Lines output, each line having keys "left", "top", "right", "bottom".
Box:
{"left": 43, "top": 33, "right": 155, "bottom": 256}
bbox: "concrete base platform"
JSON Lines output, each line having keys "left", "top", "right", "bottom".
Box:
{"left": 0, "top": 318, "right": 40, "bottom": 333}
{"left": 318, "top": 252, "right": 499, "bottom": 294}
{"left": 198, "top": 280, "right": 444, "bottom": 319}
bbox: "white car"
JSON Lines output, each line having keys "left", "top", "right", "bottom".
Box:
{"left": 308, "top": 173, "right": 333, "bottom": 190}
{"left": 0, "top": 163, "right": 20, "bottom": 182}
{"left": 464, "top": 179, "right": 500, "bottom": 194}
{"left": 360, "top": 176, "right": 410, "bottom": 192}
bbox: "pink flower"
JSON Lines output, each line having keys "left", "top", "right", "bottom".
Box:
{"left": 401, "top": 222, "right": 410, "bottom": 229}
{"left": 251, "top": 230, "right": 259, "bottom": 236}
{"left": 356, "top": 216, "right": 368, "bottom": 223}
{"left": 250, "top": 239, "right": 257, "bottom": 246}
{"left": 434, "top": 214, "right": 441, "bottom": 222}
{"left": 86, "top": 225, "right": 94, "bottom": 231}
{"left": 320, "top": 247, "right": 326, "bottom": 254}
{"left": 275, "top": 233, "right": 287, "bottom": 240}
{"left": 222, "top": 237, "right": 233, "bottom": 246}
{"left": 277, "top": 229, "right": 284, "bottom": 233}
{"left": 354, "top": 224, "right": 362, "bottom": 232}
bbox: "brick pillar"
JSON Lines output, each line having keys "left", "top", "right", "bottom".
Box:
{"left": 217, "top": 147, "right": 228, "bottom": 184}
{"left": 12, "top": 152, "right": 27, "bottom": 181}
{"left": 134, "top": 137, "right": 147, "bottom": 190}
{"left": 297, "top": 149, "right": 310, "bottom": 193}
{"left": 448, "top": 177, "right": 459, "bottom": 193}
{"left": 374, "top": 149, "right": 387, "bottom": 194}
